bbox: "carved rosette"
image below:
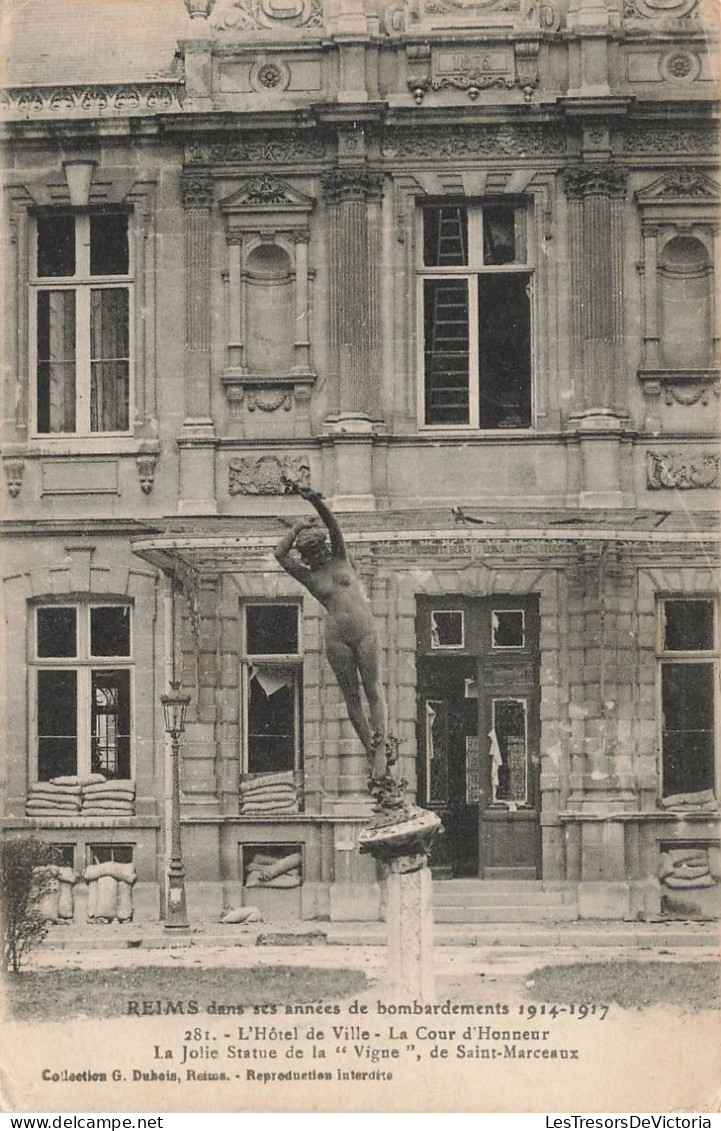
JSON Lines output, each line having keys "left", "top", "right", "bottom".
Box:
{"left": 3, "top": 459, "right": 24, "bottom": 498}
{"left": 228, "top": 455, "right": 310, "bottom": 495}
{"left": 181, "top": 172, "right": 215, "bottom": 210}
{"left": 564, "top": 164, "right": 628, "bottom": 199}
{"left": 646, "top": 450, "right": 720, "bottom": 490}
{"left": 321, "top": 169, "right": 385, "bottom": 205}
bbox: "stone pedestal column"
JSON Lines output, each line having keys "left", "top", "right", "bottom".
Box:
{"left": 564, "top": 164, "right": 628, "bottom": 508}
{"left": 385, "top": 854, "right": 435, "bottom": 1002}
{"left": 322, "top": 168, "right": 384, "bottom": 509}
{"left": 179, "top": 170, "right": 217, "bottom": 515}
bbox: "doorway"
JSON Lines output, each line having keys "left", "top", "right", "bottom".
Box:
{"left": 416, "top": 596, "right": 541, "bottom": 879}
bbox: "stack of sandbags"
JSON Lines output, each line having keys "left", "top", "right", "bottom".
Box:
{"left": 660, "top": 847, "right": 714, "bottom": 889}
{"left": 82, "top": 779, "right": 136, "bottom": 816}
{"left": 239, "top": 771, "right": 299, "bottom": 815}
{"left": 221, "top": 906, "right": 263, "bottom": 924}
{"left": 84, "top": 861, "right": 137, "bottom": 922}
{"left": 34, "top": 865, "right": 79, "bottom": 921}
{"left": 244, "top": 850, "right": 302, "bottom": 888}
{"left": 26, "top": 779, "right": 84, "bottom": 817}
{"left": 660, "top": 789, "right": 716, "bottom": 812}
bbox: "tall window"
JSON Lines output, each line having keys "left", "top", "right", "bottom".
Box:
{"left": 32, "top": 603, "right": 132, "bottom": 781}
{"left": 419, "top": 202, "right": 532, "bottom": 429}
{"left": 659, "top": 598, "right": 718, "bottom": 800}
{"left": 30, "top": 212, "right": 132, "bottom": 435}
{"left": 241, "top": 603, "right": 302, "bottom": 775}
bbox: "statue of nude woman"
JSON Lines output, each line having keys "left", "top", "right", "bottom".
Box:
{"left": 274, "top": 484, "right": 388, "bottom": 779}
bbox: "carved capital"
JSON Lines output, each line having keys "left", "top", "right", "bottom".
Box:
{"left": 181, "top": 172, "right": 214, "bottom": 210}
{"left": 564, "top": 164, "right": 628, "bottom": 200}
{"left": 228, "top": 454, "right": 310, "bottom": 495}
{"left": 184, "top": 0, "right": 214, "bottom": 15}
{"left": 3, "top": 458, "right": 24, "bottom": 498}
{"left": 322, "top": 168, "right": 385, "bottom": 205}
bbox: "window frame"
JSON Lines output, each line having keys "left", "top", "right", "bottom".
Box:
{"left": 239, "top": 601, "right": 303, "bottom": 777}
{"left": 28, "top": 211, "right": 135, "bottom": 439}
{"left": 415, "top": 199, "right": 535, "bottom": 433}
{"left": 656, "top": 596, "right": 719, "bottom": 802}
{"left": 30, "top": 601, "right": 134, "bottom": 784}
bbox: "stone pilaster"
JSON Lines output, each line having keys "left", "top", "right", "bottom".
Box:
{"left": 322, "top": 168, "right": 384, "bottom": 509}
{"left": 179, "top": 170, "right": 217, "bottom": 514}
{"left": 564, "top": 164, "right": 628, "bottom": 507}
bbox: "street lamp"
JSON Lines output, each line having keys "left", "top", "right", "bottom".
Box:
{"left": 161, "top": 680, "right": 191, "bottom": 930}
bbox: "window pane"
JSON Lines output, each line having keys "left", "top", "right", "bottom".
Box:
{"left": 662, "top": 663, "right": 715, "bottom": 796}
{"left": 246, "top": 605, "right": 299, "bottom": 654}
{"left": 430, "top": 610, "right": 464, "bottom": 648}
{"left": 478, "top": 273, "right": 531, "bottom": 429}
{"left": 492, "top": 610, "right": 525, "bottom": 649}
{"left": 424, "top": 278, "right": 470, "bottom": 425}
{"left": 37, "top": 669, "right": 77, "bottom": 780}
{"left": 88, "top": 845, "right": 134, "bottom": 865}
{"left": 664, "top": 600, "right": 714, "bottom": 652}
{"left": 37, "top": 290, "right": 76, "bottom": 433}
{"left": 423, "top": 206, "right": 468, "bottom": 267}
{"left": 91, "top": 669, "right": 131, "bottom": 778}
{"left": 91, "top": 606, "right": 131, "bottom": 656}
{"left": 247, "top": 672, "right": 297, "bottom": 774}
{"left": 493, "top": 698, "right": 528, "bottom": 804}
{"left": 37, "top": 607, "right": 77, "bottom": 657}
{"left": 425, "top": 699, "right": 450, "bottom": 805}
{"left": 90, "top": 213, "right": 129, "bottom": 276}
{"left": 37, "top": 215, "right": 75, "bottom": 277}
{"left": 483, "top": 206, "right": 518, "bottom": 265}
{"left": 90, "top": 288, "right": 129, "bottom": 432}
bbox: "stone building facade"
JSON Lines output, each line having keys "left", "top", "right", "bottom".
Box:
{"left": 1, "top": 0, "right": 719, "bottom": 922}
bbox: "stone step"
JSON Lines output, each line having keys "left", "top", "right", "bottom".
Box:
{"left": 432, "top": 879, "right": 565, "bottom": 891}
{"left": 434, "top": 904, "right": 579, "bottom": 923}
{"left": 433, "top": 889, "right": 571, "bottom": 907}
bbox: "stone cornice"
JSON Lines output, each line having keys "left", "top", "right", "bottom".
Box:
{"left": 0, "top": 83, "right": 184, "bottom": 121}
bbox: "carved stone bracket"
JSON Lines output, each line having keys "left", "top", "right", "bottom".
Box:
{"left": 3, "top": 458, "right": 24, "bottom": 498}
{"left": 228, "top": 454, "right": 310, "bottom": 495}
{"left": 564, "top": 164, "right": 628, "bottom": 199}
{"left": 321, "top": 169, "right": 385, "bottom": 205}
{"left": 646, "top": 449, "right": 720, "bottom": 489}
{"left": 136, "top": 450, "right": 158, "bottom": 495}
{"left": 639, "top": 369, "right": 720, "bottom": 406}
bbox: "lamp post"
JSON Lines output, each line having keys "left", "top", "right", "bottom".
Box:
{"left": 161, "top": 680, "right": 191, "bottom": 931}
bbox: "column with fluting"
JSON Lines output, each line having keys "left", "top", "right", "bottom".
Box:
{"left": 564, "top": 164, "right": 628, "bottom": 508}
{"left": 178, "top": 170, "right": 217, "bottom": 514}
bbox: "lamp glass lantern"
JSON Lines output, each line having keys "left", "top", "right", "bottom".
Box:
{"left": 161, "top": 680, "right": 190, "bottom": 739}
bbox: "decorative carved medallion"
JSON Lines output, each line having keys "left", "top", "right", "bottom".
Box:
{"left": 625, "top": 0, "right": 699, "bottom": 17}
{"left": 3, "top": 459, "right": 24, "bottom": 498}
{"left": 247, "top": 389, "right": 293, "bottom": 411}
{"left": 564, "top": 164, "right": 628, "bottom": 199}
{"left": 211, "top": 0, "right": 322, "bottom": 29}
{"left": 0, "top": 84, "right": 183, "bottom": 118}
{"left": 646, "top": 450, "right": 720, "bottom": 490}
{"left": 186, "top": 131, "right": 325, "bottom": 165}
{"left": 321, "top": 169, "right": 385, "bottom": 204}
{"left": 381, "top": 124, "right": 566, "bottom": 159}
{"left": 180, "top": 172, "right": 215, "bottom": 209}
{"left": 229, "top": 455, "right": 311, "bottom": 495}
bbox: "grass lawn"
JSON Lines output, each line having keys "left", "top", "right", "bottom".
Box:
{"left": 3, "top": 965, "right": 368, "bottom": 1022}
{"left": 528, "top": 961, "right": 721, "bottom": 1011}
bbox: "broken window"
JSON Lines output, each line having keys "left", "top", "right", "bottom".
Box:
{"left": 491, "top": 698, "right": 528, "bottom": 805}
{"left": 420, "top": 202, "right": 532, "bottom": 429}
{"left": 492, "top": 609, "right": 525, "bottom": 650}
{"left": 243, "top": 604, "right": 302, "bottom": 776}
{"left": 430, "top": 609, "right": 464, "bottom": 649}
{"left": 424, "top": 699, "right": 450, "bottom": 806}
{"left": 32, "top": 211, "right": 132, "bottom": 435}
{"left": 659, "top": 599, "right": 717, "bottom": 801}
{"left": 33, "top": 603, "right": 133, "bottom": 782}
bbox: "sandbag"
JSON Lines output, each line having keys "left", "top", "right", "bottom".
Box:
{"left": 84, "top": 861, "right": 136, "bottom": 884}
{"left": 259, "top": 852, "right": 303, "bottom": 881}
{"left": 222, "top": 906, "right": 263, "bottom": 924}
{"left": 36, "top": 875, "right": 60, "bottom": 921}
{"left": 96, "top": 875, "right": 119, "bottom": 920}
{"left": 673, "top": 863, "right": 711, "bottom": 880}
{"left": 664, "top": 874, "right": 715, "bottom": 889}
{"left": 57, "top": 882, "right": 75, "bottom": 920}
{"left": 116, "top": 882, "right": 133, "bottom": 922}
{"left": 86, "top": 878, "right": 98, "bottom": 920}
{"left": 245, "top": 853, "right": 281, "bottom": 867}
{"left": 82, "top": 792, "right": 136, "bottom": 803}
{"left": 56, "top": 867, "right": 78, "bottom": 884}
{"left": 51, "top": 774, "right": 106, "bottom": 787}
{"left": 240, "top": 771, "right": 295, "bottom": 791}
{"left": 261, "top": 872, "right": 302, "bottom": 888}
{"left": 82, "top": 780, "right": 135, "bottom": 795}
{"left": 239, "top": 783, "right": 296, "bottom": 798}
